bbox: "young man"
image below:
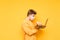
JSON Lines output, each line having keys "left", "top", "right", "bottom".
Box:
{"left": 22, "top": 9, "right": 46, "bottom": 40}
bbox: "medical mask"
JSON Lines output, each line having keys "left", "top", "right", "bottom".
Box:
{"left": 30, "top": 16, "right": 35, "bottom": 20}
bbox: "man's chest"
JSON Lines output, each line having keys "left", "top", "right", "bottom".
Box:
{"left": 27, "top": 21, "right": 35, "bottom": 29}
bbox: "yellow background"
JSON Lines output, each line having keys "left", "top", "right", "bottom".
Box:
{"left": 0, "top": 0, "right": 60, "bottom": 40}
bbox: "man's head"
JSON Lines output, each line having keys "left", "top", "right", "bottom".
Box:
{"left": 27, "top": 9, "right": 37, "bottom": 21}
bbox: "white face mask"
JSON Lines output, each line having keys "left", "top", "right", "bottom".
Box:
{"left": 30, "top": 16, "right": 35, "bottom": 20}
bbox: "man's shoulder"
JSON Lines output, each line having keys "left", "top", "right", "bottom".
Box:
{"left": 21, "top": 19, "right": 29, "bottom": 28}
{"left": 22, "top": 18, "right": 28, "bottom": 24}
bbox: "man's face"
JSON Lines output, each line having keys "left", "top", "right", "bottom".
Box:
{"left": 29, "top": 14, "right": 35, "bottom": 21}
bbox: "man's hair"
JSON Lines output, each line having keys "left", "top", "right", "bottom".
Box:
{"left": 27, "top": 9, "right": 36, "bottom": 16}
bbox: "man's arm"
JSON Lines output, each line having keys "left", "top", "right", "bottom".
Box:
{"left": 22, "top": 23, "right": 38, "bottom": 36}
{"left": 35, "top": 22, "right": 46, "bottom": 29}
{"left": 38, "top": 25, "right": 46, "bottom": 29}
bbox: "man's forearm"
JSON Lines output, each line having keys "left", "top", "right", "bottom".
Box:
{"left": 35, "top": 24, "right": 46, "bottom": 29}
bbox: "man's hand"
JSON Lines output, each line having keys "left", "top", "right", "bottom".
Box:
{"left": 35, "top": 22, "right": 46, "bottom": 29}
{"left": 39, "top": 25, "right": 46, "bottom": 29}
{"left": 36, "top": 22, "right": 42, "bottom": 26}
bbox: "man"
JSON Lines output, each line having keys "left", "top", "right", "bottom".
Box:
{"left": 22, "top": 9, "right": 46, "bottom": 40}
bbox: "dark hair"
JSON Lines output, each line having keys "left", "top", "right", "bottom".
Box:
{"left": 27, "top": 9, "right": 36, "bottom": 16}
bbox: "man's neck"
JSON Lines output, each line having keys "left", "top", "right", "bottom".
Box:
{"left": 26, "top": 17, "right": 33, "bottom": 21}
